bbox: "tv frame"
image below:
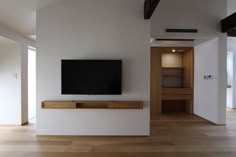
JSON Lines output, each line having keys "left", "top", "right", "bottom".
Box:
{"left": 61, "top": 59, "right": 122, "bottom": 95}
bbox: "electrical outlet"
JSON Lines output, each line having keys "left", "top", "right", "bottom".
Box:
{"left": 203, "top": 75, "right": 215, "bottom": 80}
{"left": 12, "top": 73, "right": 18, "bottom": 79}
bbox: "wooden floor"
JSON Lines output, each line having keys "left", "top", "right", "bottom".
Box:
{"left": 0, "top": 111, "right": 236, "bottom": 157}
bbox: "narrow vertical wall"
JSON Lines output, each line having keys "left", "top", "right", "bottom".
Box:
{"left": 0, "top": 38, "right": 29, "bottom": 125}
{"left": 194, "top": 38, "right": 220, "bottom": 123}
{"left": 218, "top": 35, "right": 227, "bottom": 124}
{"left": 194, "top": 36, "right": 226, "bottom": 124}
{"left": 21, "top": 45, "right": 28, "bottom": 124}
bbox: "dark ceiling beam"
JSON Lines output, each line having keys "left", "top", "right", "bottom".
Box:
{"left": 221, "top": 12, "right": 236, "bottom": 35}
{"left": 227, "top": 29, "right": 236, "bottom": 37}
{"left": 144, "top": 0, "right": 160, "bottom": 20}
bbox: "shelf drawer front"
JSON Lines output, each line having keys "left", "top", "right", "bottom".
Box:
{"left": 42, "top": 101, "right": 77, "bottom": 109}
{"left": 162, "top": 88, "right": 193, "bottom": 95}
{"left": 161, "top": 94, "right": 192, "bottom": 100}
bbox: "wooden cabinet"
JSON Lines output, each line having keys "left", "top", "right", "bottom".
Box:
{"left": 151, "top": 47, "right": 194, "bottom": 116}
{"left": 161, "top": 88, "right": 193, "bottom": 100}
{"left": 42, "top": 101, "right": 144, "bottom": 109}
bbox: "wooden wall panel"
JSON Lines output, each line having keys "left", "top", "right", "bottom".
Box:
{"left": 185, "top": 100, "right": 193, "bottom": 114}
{"left": 150, "top": 47, "right": 162, "bottom": 116}
{"left": 162, "top": 100, "right": 186, "bottom": 113}
{"left": 182, "top": 48, "right": 194, "bottom": 113}
{"left": 183, "top": 48, "right": 194, "bottom": 88}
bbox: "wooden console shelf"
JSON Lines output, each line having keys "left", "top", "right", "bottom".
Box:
{"left": 162, "top": 88, "right": 193, "bottom": 95}
{"left": 42, "top": 101, "right": 143, "bottom": 109}
{"left": 161, "top": 88, "right": 193, "bottom": 100}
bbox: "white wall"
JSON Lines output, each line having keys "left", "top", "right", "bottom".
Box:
{"left": 0, "top": 39, "right": 21, "bottom": 125}
{"left": 194, "top": 38, "right": 220, "bottom": 123}
{"left": 0, "top": 25, "right": 35, "bottom": 48}
{"left": 0, "top": 37, "right": 28, "bottom": 125}
{"left": 194, "top": 36, "right": 226, "bottom": 124}
{"left": 162, "top": 53, "right": 183, "bottom": 68}
{"left": 151, "top": 0, "right": 225, "bottom": 39}
{"left": 151, "top": 0, "right": 227, "bottom": 124}
{"left": 37, "top": 0, "right": 150, "bottom": 135}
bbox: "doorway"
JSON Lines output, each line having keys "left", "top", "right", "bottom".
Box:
{"left": 28, "top": 47, "right": 36, "bottom": 121}
{"left": 226, "top": 37, "right": 236, "bottom": 125}
{"left": 226, "top": 51, "right": 236, "bottom": 124}
{"left": 226, "top": 52, "right": 233, "bottom": 108}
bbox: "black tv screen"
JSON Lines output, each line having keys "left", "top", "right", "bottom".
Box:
{"left": 61, "top": 60, "right": 122, "bottom": 95}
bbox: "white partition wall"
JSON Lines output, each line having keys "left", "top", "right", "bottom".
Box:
{"left": 0, "top": 37, "right": 28, "bottom": 125}
{"left": 36, "top": 0, "right": 150, "bottom": 135}
{"left": 194, "top": 38, "right": 226, "bottom": 124}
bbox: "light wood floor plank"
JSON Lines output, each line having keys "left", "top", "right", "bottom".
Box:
{"left": 0, "top": 112, "right": 235, "bottom": 156}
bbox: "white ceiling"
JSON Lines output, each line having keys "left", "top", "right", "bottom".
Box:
{"left": 37, "top": 0, "right": 66, "bottom": 9}
{"left": 0, "top": 36, "right": 18, "bottom": 44}
{"left": 0, "top": 0, "right": 232, "bottom": 42}
{"left": 0, "top": 0, "right": 65, "bottom": 41}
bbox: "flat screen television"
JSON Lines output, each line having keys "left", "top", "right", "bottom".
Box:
{"left": 61, "top": 60, "right": 122, "bottom": 95}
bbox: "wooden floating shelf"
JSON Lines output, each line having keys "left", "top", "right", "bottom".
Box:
{"left": 162, "top": 88, "right": 193, "bottom": 95}
{"left": 42, "top": 101, "right": 77, "bottom": 109}
{"left": 161, "top": 88, "right": 193, "bottom": 100}
{"left": 42, "top": 101, "right": 144, "bottom": 109}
